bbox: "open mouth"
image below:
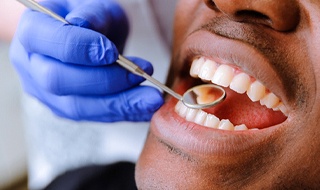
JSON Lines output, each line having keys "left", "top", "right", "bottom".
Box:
{"left": 174, "top": 56, "right": 288, "bottom": 131}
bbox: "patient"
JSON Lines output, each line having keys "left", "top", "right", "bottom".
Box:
{"left": 136, "top": 0, "right": 320, "bottom": 189}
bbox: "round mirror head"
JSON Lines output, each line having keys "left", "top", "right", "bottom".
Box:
{"left": 182, "top": 84, "right": 226, "bottom": 109}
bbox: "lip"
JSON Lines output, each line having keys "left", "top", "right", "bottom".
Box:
{"left": 151, "top": 98, "right": 287, "bottom": 156}
{"left": 150, "top": 30, "right": 289, "bottom": 156}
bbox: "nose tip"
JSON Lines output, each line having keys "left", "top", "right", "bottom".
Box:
{"left": 204, "top": 0, "right": 300, "bottom": 31}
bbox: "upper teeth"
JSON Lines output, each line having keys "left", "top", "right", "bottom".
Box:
{"left": 189, "top": 57, "right": 288, "bottom": 115}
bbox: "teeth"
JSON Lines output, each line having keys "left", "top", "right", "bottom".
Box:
{"left": 186, "top": 108, "right": 198, "bottom": 121}
{"left": 190, "top": 57, "right": 205, "bottom": 77}
{"left": 212, "top": 65, "right": 234, "bottom": 87}
{"left": 190, "top": 57, "right": 288, "bottom": 116}
{"left": 234, "top": 124, "right": 248, "bottom": 131}
{"left": 218, "top": 119, "right": 234, "bottom": 130}
{"left": 175, "top": 101, "right": 251, "bottom": 131}
{"left": 230, "top": 73, "right": 251, "bottom": 94}
{"left": 204, "top": 114, "right": 220, "bottom": 128}
{"left": 276, "top": 102, "right": 288, "bottom": 116}
{"left": 194, "top": 110, "right": 207, "bottom": 125}
{"left": 199, "top": 59, "right": 218, "bottom": 81}
{"left": 260, "top": 93, "right": 280, "bottom": 109}
{"left": 247, "top": 81, "right": 266, "bottom": 102}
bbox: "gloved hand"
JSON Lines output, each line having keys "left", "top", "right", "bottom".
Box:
{"left": 10, "top": 0, "right": 164, "bottom": 122}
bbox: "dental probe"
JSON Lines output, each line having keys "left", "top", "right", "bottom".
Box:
{"left": 17, "top": 0, "right": 68, "bottom": 24}
{"left": 16, "top": 0, "right": 226, "bottom": 109}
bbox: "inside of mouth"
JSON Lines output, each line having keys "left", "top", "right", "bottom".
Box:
{"left": 203, "top": 87, "right": 287, "bottom": 129}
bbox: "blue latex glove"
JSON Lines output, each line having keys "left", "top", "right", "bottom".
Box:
{"left": 10, "top": 0, "right": 164, "bottom": 122}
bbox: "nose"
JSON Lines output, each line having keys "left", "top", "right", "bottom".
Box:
{"left": 204, "top": 0, "right": 300, "bottom": 31}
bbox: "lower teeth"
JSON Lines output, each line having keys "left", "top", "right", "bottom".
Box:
{"left": 175, "top": 101, "right": 255, "bottom": 131}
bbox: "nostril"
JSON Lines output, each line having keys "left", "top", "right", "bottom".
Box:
{"left": 236, "top": 10, "right": 269, "bottom": 21}
{"left": 235, "top": 10, "right": 272, "bottom": 26}
{"left": 204, "top": 0, "right": 300, "bottom": 32}
{"left": 204, "top": 0, "right": 218, "bottom": 10}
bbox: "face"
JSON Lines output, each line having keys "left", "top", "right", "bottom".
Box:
{"left": 136, "top": 0, "right": 320, "bottom": 189}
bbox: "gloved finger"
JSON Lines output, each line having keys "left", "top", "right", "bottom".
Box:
{"left": 65, "top": 1, "right": 129, "bottom": 53}
{"left": 10, "top": 35, "right": 164, "bottom": 122}
{"left": 28, "top": 84, "right": 164, "bottom": 122}
{"left": 29, "top": 55, "right": 153, "bottom": 95}
{"left": 17, "top": 2, "right": 118, "bottom": 66}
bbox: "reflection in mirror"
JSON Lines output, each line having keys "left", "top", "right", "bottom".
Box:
{"left": 182, "top": 84, "right": 226, "bottom": 109}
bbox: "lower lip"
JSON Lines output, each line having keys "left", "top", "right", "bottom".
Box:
{"left": 150, "top": 98, "right": 285, "bottom": 156}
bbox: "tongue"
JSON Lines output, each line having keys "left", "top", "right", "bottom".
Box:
{"left": 204, "top": 88, "right": 287, "bottom": 129}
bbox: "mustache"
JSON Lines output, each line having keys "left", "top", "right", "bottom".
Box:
{"left": 200, "top": 16, "right": 276, "bottom": 55}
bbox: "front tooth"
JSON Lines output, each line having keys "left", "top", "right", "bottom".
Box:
{"left": 199, "top": 59, "right": 218, "bottom": 81}
{"left": 260, "top": 93, "right": 280, "bottom": 108}
{"left": 186, "top": 108, "right": 198, "bottom": 121}
{"left": 218, "top": 119, "right": 234, "bottom": 130}
{"left": 204, "top": 114, "right": 220, "bottom": 128}
{"left": 194, "top": 110, "right": 207, "bottom": 125}
{"left": 230, "top": 73, "right": 251, "bottom": 94}
{"left": 212, "top": 65, "right": 234, "bottom": 87}
{"left": 247, "top": 80, "right": 266, "bottom": 102}
{"left": 190, "top": 57, "right": 205, "bottom": 77}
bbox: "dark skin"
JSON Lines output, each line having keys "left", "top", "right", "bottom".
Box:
{"left": 136, "top": 0, "right": 320, "bottom": 189}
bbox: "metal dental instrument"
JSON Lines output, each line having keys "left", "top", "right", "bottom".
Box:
{"left": 117, "top": 56, "right": 226, "bottom": 109}
{"left": 17, "top": 0, "right": 68, "bottom": 24}
{"left": 17, "top": 0, "right": 226, "bottom": 109}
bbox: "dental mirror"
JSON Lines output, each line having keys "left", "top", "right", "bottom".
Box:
{"left": 182, "top": 84, "right": 226, "bottom": 109}
{"left": 17, "top": 0, "right": 226, "bottom": 109}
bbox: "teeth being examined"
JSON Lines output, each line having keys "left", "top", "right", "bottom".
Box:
{"left": 175, "top": 101, "right": 251, "bottom": 131}
{"left": 189, "top": 57, "right": 288, "bottom": 115}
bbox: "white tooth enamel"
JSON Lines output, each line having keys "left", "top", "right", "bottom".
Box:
{"left": 186, "top": 108, "right": 198, "bottom": 121}
{"left": 230, "top": 73, "right": 251, "bottom": 94}
{"left": 174, "top": 101, "right": 262, "bottom": 132}
{"left": 175, "top": 101, "right": 182, "bottom": 111}
{"left": 247, "top": 80, "right": 266, "bottom": 102}
{"left": 277, "top": 102, "right": 288, "bottom": 116}
{"left": 218, "top": 119, "right": 234, "bottom": 130}
{"left": 176, "top": 101, "right": 188, "bottom": 117}
{"left": 190, "top": 58, "right": 205, "bottom": 77}
{"left": 234, "top": 124, "right": 248, "bottom": 131}
{"left": 194, "top": 110, "right": 207, "bottom": 125}
{"left": 260, "top": 93, "right": 280, "bottom": 108}
{"left": 250, "top": 128, "right": 259, "bottom": 130}
{"left": 272, "top": 107, "right": 280, "bottom": 111}
{"left": 204, "top": 114, "right": 220, "bottom": 128}
{"left": 212, "top": 65, "right": 234, "bottom": 87}
{"left": 199, "top": 59, "right": 218, "bottom": 81}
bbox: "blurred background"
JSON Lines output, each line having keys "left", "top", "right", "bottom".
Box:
{"left": 0, "top": 35, "right": 28, "bottom": 190}
{"left": 1, "top": 1, "right": 27, "bottom": 189}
